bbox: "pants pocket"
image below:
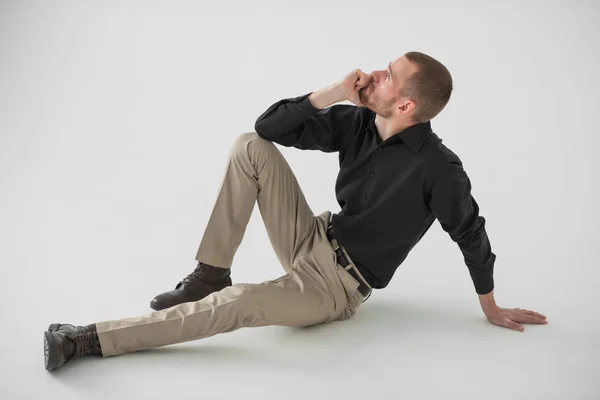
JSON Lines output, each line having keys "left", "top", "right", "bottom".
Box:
{"left": 336, "top": 265, "right": 360, "bottom": 298}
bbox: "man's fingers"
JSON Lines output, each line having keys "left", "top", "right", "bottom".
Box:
{"left": 516, "top": 308, "right": 547, "bottom": 320}
{"left": 361, "top": 73, "right": 371, "bottom": 83}
{"left": 512, "top": 313, "right": 548, "bottom": 325}
{"left": 356, "top": 73, "right": 371, "bottom": 87}
{"left": 524, "top": 311, "right": 548, "bottom": 321}
{"left": 525, "top": 315, "right": 547, "bottom": 324}
{"left": 506, "top": 318, "right": 524, "bottom": 332}
{"left": 353, "top": 70, "right": 365, "bottom": 82}
{"left": 529, "top": 311, "right": 547, "bottom": 319}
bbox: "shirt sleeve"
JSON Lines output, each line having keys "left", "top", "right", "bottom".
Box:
{"left": 254, "top": 92, "right": 356, "bottom": 153}
{"left": 428, "top": 160, "right": 496, "bottom": 295}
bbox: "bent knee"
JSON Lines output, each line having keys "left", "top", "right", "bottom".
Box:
{"left": 233, "top": 131, "right": 270, "bottom": 147}
{"left": 230, "top": 131, "right": 277, "bottom": 158}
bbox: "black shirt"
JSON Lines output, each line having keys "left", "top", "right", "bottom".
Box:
{"left": 254, "top": 92, "right": 496, "bottom": 295}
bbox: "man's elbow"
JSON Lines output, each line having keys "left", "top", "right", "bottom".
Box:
{"left": 254, "top": 120, "right": 270, "bottom": 139}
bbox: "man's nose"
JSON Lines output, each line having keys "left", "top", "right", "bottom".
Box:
{"left": 370, "top": 70, "right": 383, "bottom": 82}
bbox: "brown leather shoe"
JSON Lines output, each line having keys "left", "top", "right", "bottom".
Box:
{"left": 150, "top": 262, "right": 232, "bottom": 311}
{"left": 44, "top": 323, "right": 102, "bottom": 371}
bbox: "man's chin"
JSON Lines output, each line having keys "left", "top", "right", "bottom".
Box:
{"left": 360, "top": 99, "right": 373, "bottom": 111}
{"left": 358, "top": 94, "right": 370, "bottom": 109}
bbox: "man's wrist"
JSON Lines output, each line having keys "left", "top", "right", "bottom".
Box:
{"left": 308, "top": 82, "right": 346, "bottom": 110}
{"left": 478, "top": 289, "right": 498, "bottom": 314}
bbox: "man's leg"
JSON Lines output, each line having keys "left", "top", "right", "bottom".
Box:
{"left": 106, "top": 131, "right": 347, "bottom": 355}
{"left": 45, "top": 132, "right": 364, "bottom": 369}
{"left": 98, "top": 243, "right": 345, "bottom": 357}
{"left": 195, "top": 131, "right": 316, "bottom": 273}
{"left": 45, "top": 211, "right": 364, "bottom": 369}
{"left": 150, "top": 132, "right": 320, "bottom": 309}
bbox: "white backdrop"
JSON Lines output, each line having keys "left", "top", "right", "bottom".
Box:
{"left": 1, "top": 0, "right": 598, "bottom": 398}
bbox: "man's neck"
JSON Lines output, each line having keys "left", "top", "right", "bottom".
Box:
{"left": 374, "top": 114, "right": 416, "bottom": 142}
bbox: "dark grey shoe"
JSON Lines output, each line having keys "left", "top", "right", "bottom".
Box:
{"left": 150, "top": 261, "right": 232, "bottom": 311}
{"left": 44, "top": 323, "right": 102, "bottom": 371}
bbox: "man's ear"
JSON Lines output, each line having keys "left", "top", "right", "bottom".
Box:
{"left": 397, "top": 99, "right": 415, "bottom": 115}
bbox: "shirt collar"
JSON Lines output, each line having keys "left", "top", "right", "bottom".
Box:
{"left": 367, "top": 110, "right": 432, "bottom": 153}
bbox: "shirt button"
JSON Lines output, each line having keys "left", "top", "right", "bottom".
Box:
{"left": 370, "top": 172, "right": 375, "bottom": 177}
{"left": 300, "top": 106, "right": 304, "bottom": 110}
{"left": 350, "top": 214, "right": 355, "bottom": 217}
{"left": 363, "top": 196, "right": 368, "bottom": 202}
{"left": 377, "top": 148, "right": 383, "bottom": 152}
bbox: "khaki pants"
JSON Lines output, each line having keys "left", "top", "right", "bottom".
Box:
{"left": 96, "top": 132, "right": 368, "bottom": 357}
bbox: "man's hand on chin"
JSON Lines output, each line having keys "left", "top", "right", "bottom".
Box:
{"left": 478, "top": 290, "right": 548, "bottom": 332}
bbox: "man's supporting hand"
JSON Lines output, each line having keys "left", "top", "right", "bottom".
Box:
{"left": 479, "top": 290, "right": 548, "bottom": 332}
{"left": 484, "top": 306, "right": 548, "bottom": 332}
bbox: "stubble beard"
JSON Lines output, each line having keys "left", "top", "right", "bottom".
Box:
{"left": 360, "top": 84, "right": 395, "bottom": 118}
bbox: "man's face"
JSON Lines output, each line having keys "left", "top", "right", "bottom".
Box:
{"left": 359, "top": 55, "right": 417, "bottom": 118}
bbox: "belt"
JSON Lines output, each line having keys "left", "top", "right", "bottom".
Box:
{"left": 326, "top": 225, "right": 372, "bottom": 302}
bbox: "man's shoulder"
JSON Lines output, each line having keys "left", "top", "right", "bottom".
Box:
{"left": 422, "top": 131, "right": 464, "bottom": 175}
{"left": 347, "top": 105, "right": 374, "bottom": 122}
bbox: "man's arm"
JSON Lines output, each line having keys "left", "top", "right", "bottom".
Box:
{"left": 428, "top": 160, "right": 496, "bottom": 296}
{"left": 254, "top": 67, "right": 373, "bottom": 152}
{"left": 428, "top": 160, "right": 550, "bottom": 332}
{"left": 308, "top": 82, "right": 347, "bottom": 109}
{"left": 254, "top": 83, "right": 356, "bottom": 153}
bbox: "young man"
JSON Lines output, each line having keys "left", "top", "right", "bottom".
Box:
{"left": 43, "top": 51, "right": 548, "bottom": 371}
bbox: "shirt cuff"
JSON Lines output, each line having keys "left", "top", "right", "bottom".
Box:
{"left": 293, "top": 92, "right": 321, "bottom": 114}
{"left": 474, "top": 272, "right": 494, "bottom": 295}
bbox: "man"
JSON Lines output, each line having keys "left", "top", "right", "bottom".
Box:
{"left": 43, "top": 51, "right": 548, "bottom": 371}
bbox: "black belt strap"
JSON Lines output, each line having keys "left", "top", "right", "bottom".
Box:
{"left": 326, "top": 225, "right": 372, "bottom": 301}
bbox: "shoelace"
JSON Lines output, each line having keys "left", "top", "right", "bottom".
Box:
{"left": 181, "top": 263, "right": 209, "bottom": 285}
{"left": 73, "top": 332, "right": 101, "bottom": 358}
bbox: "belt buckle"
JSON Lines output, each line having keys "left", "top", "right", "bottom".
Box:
{"left": 328, "top": 226, "right": 352, "bottom": 269}
{"left": 328, "top": 225, "right": 372, "bottom": 303}
{"left": 361, "top": 288, "right": 372, "bottom": 303}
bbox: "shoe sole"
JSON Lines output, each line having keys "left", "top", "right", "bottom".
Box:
{"left": 149, "top": 282, "right": 234, "bottom": 311}
{"left": 44, "top": 324, "right": 61, "bottom": 371}
{"left": 149, "top": 301, "right": 166, "bottom": 311}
